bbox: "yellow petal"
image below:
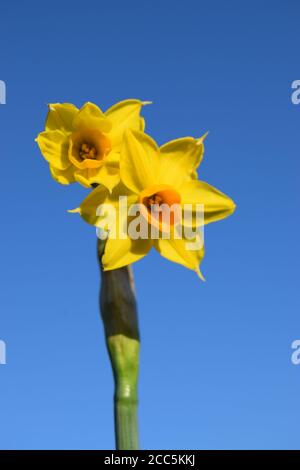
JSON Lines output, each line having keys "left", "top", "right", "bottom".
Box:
{"left": 76, "top": 185, "right": 109, "bottom": 224}
{"left": 74, "top": 164, "right": 120, "bottom": 191}
{"left": 36, "top": 130, "right": 70, "bottom": 170}
{"left": 105, "top": 99, "right": 150, "bottom": 149}
{"left": 105, "top": 151, "right": 120, "bottom": 166}
{"left": 49, "top": 164, "right": 76, "bottom": 185}
{"left": 120, "top": 130, "right": 160, "bottom": 194}
{"left": 45, "top": 103, "right": 78, "bottom": 133}
{"left": 180, "top": 180, "right": 236, "bottom": 225}
{"left": 73, "top": 102, "right": 112, "bottom": 133}
{"left": 78, "top": 183, "right": 137, "bottom": 226}
{"left": 94, "top": 164, "right": 120, "bottom": 192}
{"left": 102, "top": 236, "right": 152, "bottom": 271}
{"left": 73, "top": 170, "right": 94, "bottom": 188}
{"left": 159, "top": 135, "right": 206, "bottom": 187}
{"left": 73, "top": 151, "right": 120, "bottom": 189}
{"left": 154, "top": 234, "right": 205, "bottom": 278}
{"left": 139, "top": 117, "right": 146, "bottom": 132}
{"left": 79, "top": 185, "right": 141, "bottom": 265}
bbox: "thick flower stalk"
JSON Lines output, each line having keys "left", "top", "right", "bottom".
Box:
{"left": 98, "top": 240, "right": 140, "bottom": 450}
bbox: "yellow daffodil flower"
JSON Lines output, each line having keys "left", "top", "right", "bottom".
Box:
{"left": 36, "top": 100, "right": 149, "bottom": 190}
{"left": 75, "top": 130, "right": 236, "bottom": 277}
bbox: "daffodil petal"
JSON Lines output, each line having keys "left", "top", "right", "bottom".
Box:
{"left": 102, "top": 236, "right": 152, "bottom": 271}
{"left": 75, "top": 165, "right": 120, "bottom": 191}
{"left": 73, "top": 151, "right": 120, "bottom": 189}
{"left": 139, "top": 117, "right": 146, "bottom": 132}
{"left": 73, "top": 170, "right": 93, "bottom": 188}
{"left": 120, "top": 130, "right": 160, "bottom": 194}
{"left": 36, "top": 130, "right": 70, "bottom": 170}
{"left": 154, "top": 234, "right": 205, "bottom": 277}
{"left": 73, "top": 102, "right": 112, "bottom": 133}
{"left": 49, "top": 164, "right": 76, "bottom": 185}
{"left": 159, "top": 136, "right": 206, "bottom": 187}
{"left": 105, "top": 151, "right": 120, "bottom": 166}
{"left": 45, "top": 103, "right": 78, "bottom": 132}
{"left": 76, "top": 185, "right": 109, "bottom": 224}
{"left": 94, "top": 164, "right": 120, "bottom": 192}
{"left": 105, "top": 99, "right": 149, "bottom": 149}
{"left": 180, "top": 180, "right": 236, "bottom": 225}
{"left": 78, "top": 183, "right": 137, "bottom": 226}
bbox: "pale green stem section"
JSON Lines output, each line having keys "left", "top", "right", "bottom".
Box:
{"left": 98, "top": 240, "right": 140, "bottom": 450}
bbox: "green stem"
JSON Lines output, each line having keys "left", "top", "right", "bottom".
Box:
{"left": 98, "top": 240, "right": 140, "bottom": 450}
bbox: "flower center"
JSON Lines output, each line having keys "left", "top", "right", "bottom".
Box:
{"left": 69, "top": 129, "right": 111, "bottom": 169}
{"left": 139, "top": 185, "right": 182, "bottom": 230}
{"left": 144, "top": 193, "right": 164, "bottom": 210}
{"left": 79, "top": 142, "right": 98, "bottom": 160}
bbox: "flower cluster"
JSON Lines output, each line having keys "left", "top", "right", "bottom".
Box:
{"left": 36, "top": 99, "right": 235, "bottom": 277}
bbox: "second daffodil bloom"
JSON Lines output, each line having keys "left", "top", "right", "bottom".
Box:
{"left": 76, "top": 130, "right": 236, "bottom": 277}
{"left": 36, "top": 100, "right": 148, "bottom": 190}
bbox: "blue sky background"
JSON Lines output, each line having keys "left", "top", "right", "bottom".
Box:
{"left": 0, "top": 0, "right": 299, "bottom": 450}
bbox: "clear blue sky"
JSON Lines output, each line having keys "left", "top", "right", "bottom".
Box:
{"left": 0, "top": 0, "right": 299, "bottom": 450}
